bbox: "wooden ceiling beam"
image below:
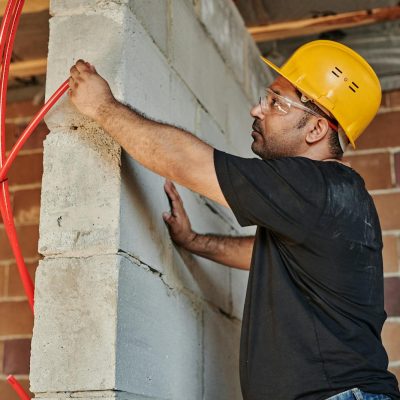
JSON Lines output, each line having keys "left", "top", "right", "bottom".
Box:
{"left": 9, "top": 58, "right": 47, "bottom": 78}
{"left": 248, "top": 5, "right": 400, "bottom": 43}
{"left": 0, "top": 0, "right": 48, "bottom": 15}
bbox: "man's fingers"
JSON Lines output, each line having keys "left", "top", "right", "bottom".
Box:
{"left": 164, "top": 185, "right": 178, "bottom": 213}
{"left": 165, "top": 180, "right": 183, "bottom": 205}
{"left": 70, "top": 65, "right": 80, "bottom": 78}
{"left": 164, "top": 180, "right": 179, "bottom": 202}
{"left": 164, "top": 180, "right": 187, "bottom": 219}
{"left": 75, "top": 59, "right": 91, "bottom": 72}
{"left": 70, "top": 60, "right": 96, "bottom": 79}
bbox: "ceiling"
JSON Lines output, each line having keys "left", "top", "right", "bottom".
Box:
{"left": 234, "top": 0, "right": 400, "bottom": 91}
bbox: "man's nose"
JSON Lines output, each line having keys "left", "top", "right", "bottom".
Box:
{"left": 250, "top": 100, "right": 264, "bottom": 119}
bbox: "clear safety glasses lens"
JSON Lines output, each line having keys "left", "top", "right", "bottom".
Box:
{"left": 260, "top": 89, "right": 291, "bottom": 115}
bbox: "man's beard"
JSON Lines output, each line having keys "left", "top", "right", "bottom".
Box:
{"left": 251, "top": 120, "right": 297, "bottom": 159}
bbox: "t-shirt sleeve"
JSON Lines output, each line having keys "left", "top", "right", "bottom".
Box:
{"left": 213, "top": 148, "right": 326, "bottom": 243}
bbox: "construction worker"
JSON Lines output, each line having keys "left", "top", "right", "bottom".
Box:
{"left": 68, "top": 40, "right": 400, "bottom": 400}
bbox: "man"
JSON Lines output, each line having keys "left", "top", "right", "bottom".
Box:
{"left": 69, "top": 40, "right": 400, "bottom": 400}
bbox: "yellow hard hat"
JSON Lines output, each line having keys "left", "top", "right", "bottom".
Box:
{"left": 260, "top": 40, "right": 382, "bottom": 149}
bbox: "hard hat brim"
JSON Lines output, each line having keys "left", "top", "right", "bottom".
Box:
{"left": 260, "top": 56, "right": 284, "bottom": 77}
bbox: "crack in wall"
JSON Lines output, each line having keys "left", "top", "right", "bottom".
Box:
{"left": 117, "top": 248, "right": 175, "bottom": 291}
{"left": 42, "top": 249, "right": 241, "bottom": 322}
{"left": 116, "top": 248, "right": 240, "bottom": 322}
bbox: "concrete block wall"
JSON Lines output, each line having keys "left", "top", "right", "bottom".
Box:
{"left": 31, "top": 1, "right": 267, "bottom": 399}
{"left": 343, "top": 90, "right": 400, "bottom": 383}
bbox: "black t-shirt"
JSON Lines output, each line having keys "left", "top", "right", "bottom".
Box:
{"left": 213, "top": 149, "right": 400, "bottom": 400}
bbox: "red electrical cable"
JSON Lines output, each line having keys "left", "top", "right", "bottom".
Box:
{"left": 0, "top": 0, "right": 18, "bottom": 162}
{"left": 7, "top": 375, "right": 30, "bottom": 400}
{"left": 0, "top": 0, "right": 69, "bottom": 314}
{"left": 0, "top": 0, "right": 35, "bottom": 312}
{"left": 1, "top": 0, "right": 25, "bottom": 159}
{"left": 0, "top": 79, "right": 69, "bottom": 182}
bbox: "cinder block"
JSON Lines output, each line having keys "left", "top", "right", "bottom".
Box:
{"left": 116, "top": 256, "right": 202, "bottom": 399}
{"left": 199, "top": 0, "right": 246, "bottom": 86}
{"left": 170, "top": 0, "right": 228, "bottom": 133}
{"left": 168, "top": 70, "right": 199, "bottom": 133}
{"left": 120, "top": 20, "right": 198, "bottom": 134}
{"left": 127, "top": 0, "right": 169, "bottom": 56}
{"left": 244, "top": 35, "right": 273, "bottom": 104}
{"left": 230, "top": 267, "right": 249, "bottom": 320}
{"left": 50, "top": 0, "right": 129, "bottom": 16}
{"left": 38, "top": 129, "right": 121, "bottom": 256}
{"left": 119, "top": 154, "right": 233, "bottom": 311}
{"left": 44, "top": 12, "right": 126, "bottom": 131}
{"left": 224, "top": 72, "right": 254, "bottom": 158}
{"left": 203, "top": 303, "right": 242, "bottom": 399}
{"left": 30, "top": 255, "right": 120, "bottom": 392}
{"left": 170, "top": 246, "right": 232, "bottom": 313}
{"left": 196, "top": 104, "right": 229, "bottom": 152}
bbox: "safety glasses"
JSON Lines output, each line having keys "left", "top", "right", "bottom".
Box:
{"left": 260, "top": 88, "right": 338, "bottom": 132}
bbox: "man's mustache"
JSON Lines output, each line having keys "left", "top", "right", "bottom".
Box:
{"left": 252, "top": 120, "right": 262, "bottom": 134}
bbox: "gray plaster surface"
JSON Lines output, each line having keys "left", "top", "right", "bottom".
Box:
{"left": 30, "top": 255, "right": 120, "bottom": 392}
{"left": 34, "top": 0, "right": 268, "bottom": 397}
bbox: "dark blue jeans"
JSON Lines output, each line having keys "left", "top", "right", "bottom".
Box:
{"left": 326, "top": 387, "right": 391, "bottom": 400}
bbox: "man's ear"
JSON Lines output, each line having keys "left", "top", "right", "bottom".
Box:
{"left": 305, "top": 117, "right": 330, "bottom": 145}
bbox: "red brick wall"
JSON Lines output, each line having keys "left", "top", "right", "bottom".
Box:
{"left": 0, "top": 98, "right": 48, "bottom": 399}
{"left": 343, "top": 89, "right": 400, "bottom": 384}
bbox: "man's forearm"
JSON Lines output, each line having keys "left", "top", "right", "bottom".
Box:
{"left": 69, "top": 62, "right": 228, "bottom": 206}
{"left": 96, "top": 101, "right": 227, "bottom": 207}
{"left": 184, "top": 234, "right": 255, "bottom": 270}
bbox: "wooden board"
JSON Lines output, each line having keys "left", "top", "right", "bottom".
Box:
{"left": 0, "top": 0, "right": 49, "bottom": 15}
{"left": 249, "top": 5, "right": 400, "bottom": 42}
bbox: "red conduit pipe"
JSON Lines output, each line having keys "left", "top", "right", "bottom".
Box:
{"left": 7, "top": 375, "right": 30, "bottom": 400}
{"left": 0, "top": 0, "right": 35, "bottom": 313}
{"left": 0, "top": 0, "right": 19, "bottom": 163}
{"left": 0, "top": 0, "right": 25, "bottom": 160}
{"left": 0, "top": 0, "right": 69, "bottom": 314}
{"left": 0, "top": 79, "right": 69, "bottom": 182}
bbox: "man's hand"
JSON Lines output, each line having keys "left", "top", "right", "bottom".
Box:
{"left": 163, "top": 179, "right": 197, "bottom": 247}
{"left": 69, "top": 59, "right": 117, "bottom": 121}
{"left": 162, "top": 179, "right": 253, "bottom": 270}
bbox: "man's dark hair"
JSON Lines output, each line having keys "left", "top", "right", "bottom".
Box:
{"left": 294, "top": 89, "right": 343, "bottom": 159}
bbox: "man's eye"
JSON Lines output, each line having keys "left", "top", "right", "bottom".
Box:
{"left": 271, "top": 98, "right": 281, "bottom": 107}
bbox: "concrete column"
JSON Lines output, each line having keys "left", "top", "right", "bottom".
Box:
{"left": 30, "top": 1, "right": 270, "bottom": 399}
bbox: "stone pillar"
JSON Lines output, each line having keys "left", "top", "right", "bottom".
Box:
{"left": 30, "top": 1, "right": 270, "bottom": 399}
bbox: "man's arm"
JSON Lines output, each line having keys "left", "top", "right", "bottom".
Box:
{"left": 163, "top": 180, "right": 254, "bottom": 270}
{"left": 68, "top": 60, "right": 229, "bottom": 208}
